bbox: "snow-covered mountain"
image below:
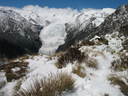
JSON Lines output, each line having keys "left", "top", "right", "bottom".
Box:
{"left": 1, "top": 4, "right": 128, "bottom": 57}
{"left": 0, "top": 5, "right": 115, "bottom": 56}
{"left": 0, "top": 7, "right": 42, "bottom": 58}
{"left": 0, "top": 5, "right": 115, "bottom": 55}
{"left": 57, "top": 4, "right": 128, "bottom": 52}
{"left": 21, "top": 6, "right": 115, "bottom": 55}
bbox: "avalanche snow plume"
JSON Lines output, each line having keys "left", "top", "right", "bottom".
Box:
{"left": 39, "top": 22, "right": 66, "bottom": 55}
{"left": 11, "top": 5, "right": 115, "bottom": 55}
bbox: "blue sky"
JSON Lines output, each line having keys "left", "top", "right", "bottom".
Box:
{"left": 0, "top": 0, "right": 127, "bottom": 10}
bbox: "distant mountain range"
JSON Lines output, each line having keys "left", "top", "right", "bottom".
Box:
{"left": 0, "top": 4, "right": 128, "bottom": 58}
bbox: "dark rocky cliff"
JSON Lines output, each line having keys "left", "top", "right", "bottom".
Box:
{"left": 0, "top": 8, "right": 43, "bottom": 58}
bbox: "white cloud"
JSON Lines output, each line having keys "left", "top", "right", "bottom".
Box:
{"left": 22, "top": 5, "right": 79, "bottom": 22}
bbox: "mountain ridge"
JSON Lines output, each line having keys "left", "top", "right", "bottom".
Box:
{"left": 0, "top": 8, "right": 43, "bottom": 58}
{"left": 57, "top": 4, "right": 128, "bottom": 52}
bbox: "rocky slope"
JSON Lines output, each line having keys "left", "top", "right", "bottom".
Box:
{"left": 0, "top": 8, "right": 43, "bottom": 58}
{"left": 57, "top": 4, "right": 128, "bottom": 52}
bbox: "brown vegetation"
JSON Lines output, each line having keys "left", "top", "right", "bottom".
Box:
{"left": 0, "top": 62, "right": 28, "bottom": 82}
{"left": 15, "top": 72, "right": 75, "bottom": 96}
{"left": 57, "top": 47, "right": 85, "bottom": 68}
{"left": 111, "top": 54, "right": 128, "bottom": 71}
{"left": 109, "top": 75, "right": 128, "bottom": 96}
{"left": 72, "top": 64, "right": 86, "bottom": 78}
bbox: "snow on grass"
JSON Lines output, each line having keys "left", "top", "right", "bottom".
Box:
{"left": 69, "top": 46, "right": 124, "bottom": 96}
{"left": 0, "top": 32, "right": 127, "bottom": 96}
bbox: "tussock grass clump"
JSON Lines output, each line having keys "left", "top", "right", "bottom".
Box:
{"left": 16, "top": 72, "right": 75, "bottom": 96}
{"left": 83, "top": 49, "right": 99, "bottom": 69}
{"left": 0, "top": 62, "right": 28, "bottom": 82}
{"left": 111, "top": 55, "right": 128, "bottom": 71}
{"left": 18, "top": 54, "right": 29, "bottom": 61}
{"left": 53, "top": 52, "right": 64, "bottom": 57}
{"left": 109, "top": 74, "right": 128, "bottom": 96}
{"left": 57, "top": 47, "right": 85, "bottom": 68}
{"left": 0, "top": 81, "right": 6, "bottom": 89}
{"left": 0, "top": 54, "right": 30, "bottom": 64}
{"left": 72, "top": 64, "right": 86, "bottom": 78}
{"left": 55, "top": 61, "right": 63, "bottom": 69}
{"left": 13, "top": 80, "right": 23, "bottom": 96}
{"left": 85, "top": 57, "right": 98, "bottom": 68}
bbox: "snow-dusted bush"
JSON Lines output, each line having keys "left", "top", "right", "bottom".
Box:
{"left": 57, "top": 47, "right": 85, "bottom": 68}
{"left": 85, "top": 57, "right": 98, "bottom": 68}
{"left": 82, "top": 48, "right": 100, "bottom": 69}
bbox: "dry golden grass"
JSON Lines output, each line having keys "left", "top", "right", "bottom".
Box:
{"left": 81, "top": 48, "right": 107, "bottom": 69}
{"left": 85, "top": 58, "right": 98, "bottom": 68}
{"left": 15, "top": 72, "right": 75, "bottom": 96}
{"left": 53, "top": 52, "right": 64, "bottom": 57}
{"left": 13, "top": 80, "right": 23, "bottom": 96}
{"left": 30, "top": 53, "right": 40, "bottom": 60}
{"left": 0, "top": 62, "right": 28, "bottom": 82}
{"left": 0, "top": 81, "right": 6, "bottom": 89}
{"left": 72, "top": 64, "right": 86, "bottom": 78}
{"left": 18, "top": 54, "right": 30, "bottom": 61}
{"left": 108, "top": 74, "right": 128, "bottom": 96}
{"left": 111, "top": 54, "right": 128, "bottom": 71}
{"left": 84, "top": 53, "right": 98, "bottom": 69}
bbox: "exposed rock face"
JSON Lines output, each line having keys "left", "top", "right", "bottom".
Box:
{"left": 57, "top": 4, "right": 128, "bottom": 52}
{"left": 92, "top": 4, "right": 128, "bottom": 37}
{"left": 0, "top": 8, "right": 43, "bottom": 58}
{"left": 57, "top": 23, "right": 96, "bottom": 52}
